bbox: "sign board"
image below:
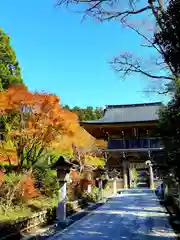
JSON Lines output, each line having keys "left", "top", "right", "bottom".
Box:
{"left": 130, "top": 163, "right": 146, "bottom": 169}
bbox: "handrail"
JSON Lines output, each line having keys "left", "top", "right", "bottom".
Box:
{"left": 101, "top": 147, "right": 164, "bottom": 152}
{"left": 108, "top": 138, "right": 163, "bottom": 150}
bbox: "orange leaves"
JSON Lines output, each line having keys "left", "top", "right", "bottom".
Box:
{"left": 71, "top": 169, "right": 82, "bottom": 180}
{"left": 0, "top": 142, "right": 18, "bottom": 165}
{"left": 0, "top": 86, "right": 77, "bottom": 141}
{"left": 0, "top": 86, "right": 105, "bottom": 169}
{"left": 0, "top": 169, "right": 4, "bottom": 186}
{"left": 21, "top": 173, "right": 40, "bottom": 200}
{"left": 0, "top": 85, "right": 30, "bottom": 113}
{"left": 0, "top": 153, "right": 17, "bottom": 164}
{"left": 0, "top": 86, "right": 81, "bottom": 168}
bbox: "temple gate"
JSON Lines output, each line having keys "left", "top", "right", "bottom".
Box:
{"left": 81, "top": 102, "right": 164, "bottom": 189}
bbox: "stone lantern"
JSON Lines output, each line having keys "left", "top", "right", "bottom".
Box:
{"left": 145, "top": 159, "right": 154, "bottom": 190}
{"left": 51, "top": 156, "right": 73, "bottom": 223}
{"left": 93, "top": 166, "right": 106, "bottom": 200}
{"left": 110, "top": 169, "right": 119, "bottom": 195}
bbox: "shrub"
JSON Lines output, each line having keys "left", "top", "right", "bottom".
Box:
{"left": 66, "top": 202, "right": 76, "bottom": 216}
{"left": 0, "top": 173, "right": 24, "bottom": 211}
{"left": 81, "top": 189, "right": 98, "bottom": 204}
{"left": 0, "top": 171, "right": 41, "bottom": 213}
{"left": 46, "top": 207, "right": 57, "bottom": 224}
{"left": 67, "top": 180, "right": 81, "bottom": 201}
{"left": 34, "top": 168, "right": 59, "bottom": 198}
{"left": 92, "top": 185, "right": 99, "bottom": 195}
{"left": 21, "top": 173, "right": 40, "bottom": 200}
{"left": 41, "top": 170, "right": 59, "bottom": 197}
{"left": 102, "top": 179, "right": 108, "bottom": 189}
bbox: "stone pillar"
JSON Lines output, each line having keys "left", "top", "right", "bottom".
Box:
{"left": 113, "top": 178, "right": 117, "bottom": 195}
{"left": 149, "top": 165, "right": 155, "bottom": 190}
{"left": 87, "top": 173, "right": 92, "bottom": 193}
{"left": 98, "top": 179, "right": 103, "bottom": 200}
{"left": 123, "top": 160, "right": 128, "bottom": 189}
{"left": 129, "top": 168, "right": 133, "bottom": 188}
{"left": 87, "top": 184, "right": 92, "bottom": 193}
{"left": 56, "top": 181, "right": 67, "bottom": 222}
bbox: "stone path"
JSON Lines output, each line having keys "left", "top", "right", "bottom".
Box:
{"left": 48, "top": 189, "right": 177, "bottom": 240}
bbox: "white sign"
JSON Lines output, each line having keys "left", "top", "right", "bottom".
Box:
{"left": 130, "top": 163, "right": 146, "bottom": 169}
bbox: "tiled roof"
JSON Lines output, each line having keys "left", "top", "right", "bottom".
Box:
{"left": 81, "top": 102, "right": 162, "bottom": 124}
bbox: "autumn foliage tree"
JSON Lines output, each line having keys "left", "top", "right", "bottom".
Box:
{"left": 0, "top": 85, "right": 78, "bottom": 169}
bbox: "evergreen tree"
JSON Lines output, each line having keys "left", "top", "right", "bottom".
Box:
{"left": 0, "top": 28, "right": 23, "bottom": 90}
{"left": 63, "top": 105, "right": 104, "bottom": 121}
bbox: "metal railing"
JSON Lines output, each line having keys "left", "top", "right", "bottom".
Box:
{"left": 108, "top": 138, "right": 163, "bottom": 150}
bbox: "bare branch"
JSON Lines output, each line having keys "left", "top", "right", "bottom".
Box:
{"left": 111, "top": 53, "right": 174, "bottom": 81}
{"left": 102, "top": 6, "right": 151, "bottom": 21}
{"left": 56, "top": 0, "right": 152, "bottom": 21}
{"left": 123, "top": 22, "right": 163, "bottom": 55}
{"left": 56, "top": 0, "right": 177, "bottom": 94}
{"left": 141, "top": 44, "right": 153, "bottom": 48}
{"left": 143, "top": 88, "right": 169, "bottom": 95}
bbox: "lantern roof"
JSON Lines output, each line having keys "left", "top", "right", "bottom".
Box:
{"left": 93, "top": 166, "right": 106, "bottom": 174}
{"left": 51, "top": 156, "right": 73, "bottom": 170}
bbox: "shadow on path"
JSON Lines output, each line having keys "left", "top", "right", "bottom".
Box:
{"left": 47, "top": 189, "right": 177, "bottom": 240}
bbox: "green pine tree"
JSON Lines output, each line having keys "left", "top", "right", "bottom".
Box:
{"left": 0, "top": 28, "right": 23, "bottom": 90}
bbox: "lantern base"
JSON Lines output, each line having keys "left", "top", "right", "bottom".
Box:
{"left": 57, "top": 218, "right": 73, "bottom": 228}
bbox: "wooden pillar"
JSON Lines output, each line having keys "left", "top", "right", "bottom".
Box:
{"left": 133, "top": 127, "right": 138, "bottom": 137}
{"left": 121, "top": 130, "right": 125, "bottom": 148}
{"left": 146, "top": 129, "right": 150, "bottom": 148}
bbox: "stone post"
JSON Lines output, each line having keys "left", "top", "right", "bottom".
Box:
{"left": 149, "top": 164, "right": 155, "bottom": 190}
{"left": 93, "top": 166, "right": 106, "bottom": 201}
{"left": 98, "top": 179, "right": 103, "bottom": 200}
{"left": 123, "top": 160, "right": 128, "bottom": 189}
{"left": 146, "top": 154, "right": 155, "bottom": 190}
{"left": 56, "top": 181, "right": 67, "bottom": 222}
{"left": 87, "top": 173, "right": 92, "bottom": 193}
{"left": 113, "top": 178, "right": 117, "bottom": 195}
{"left": 87, "top": 184, "right": 92, "bottom": 193}
{"left": 51, "top": 156, "right": 75, "bottom": 225}
{"left": 129, "top": 168, "right": 133, "bottom": 188}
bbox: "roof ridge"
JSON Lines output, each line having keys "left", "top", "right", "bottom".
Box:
{"left": 106, "top": 102, "right": 162, "bottom": 109}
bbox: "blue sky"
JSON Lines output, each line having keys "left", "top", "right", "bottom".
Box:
{"left": 0, "top": 0, "right": 168, "bottom": 108}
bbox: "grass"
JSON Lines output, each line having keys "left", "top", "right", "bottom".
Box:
{"left": 27, "top": 196, "right": 58, "bottom": 210}
{"left": 0, "top": 207, "right": 32, "bottom": 221}
{"left": 0, "top": 196, "right": 58, "bottom": 222}
{"left": 0, "top": 188, "right": 113, "bottom": 222}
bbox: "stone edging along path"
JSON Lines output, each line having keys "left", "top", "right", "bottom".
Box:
{"left": 21, "top": 197, "right": 109, "bottom": 240}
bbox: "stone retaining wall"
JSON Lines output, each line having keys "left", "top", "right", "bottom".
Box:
{"left": 0, "top": 209, "right": 53, "bottom": 240}
{"left": 0, "top": 199, "right": 87, "bottom": 240}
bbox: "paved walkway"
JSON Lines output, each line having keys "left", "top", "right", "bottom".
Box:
{"left": 48, "top": 189, "right": 177, "bottom": 240}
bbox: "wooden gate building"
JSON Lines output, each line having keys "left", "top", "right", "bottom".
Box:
{"left": 80, "top": 102, "right": 164, "bottom": 188}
